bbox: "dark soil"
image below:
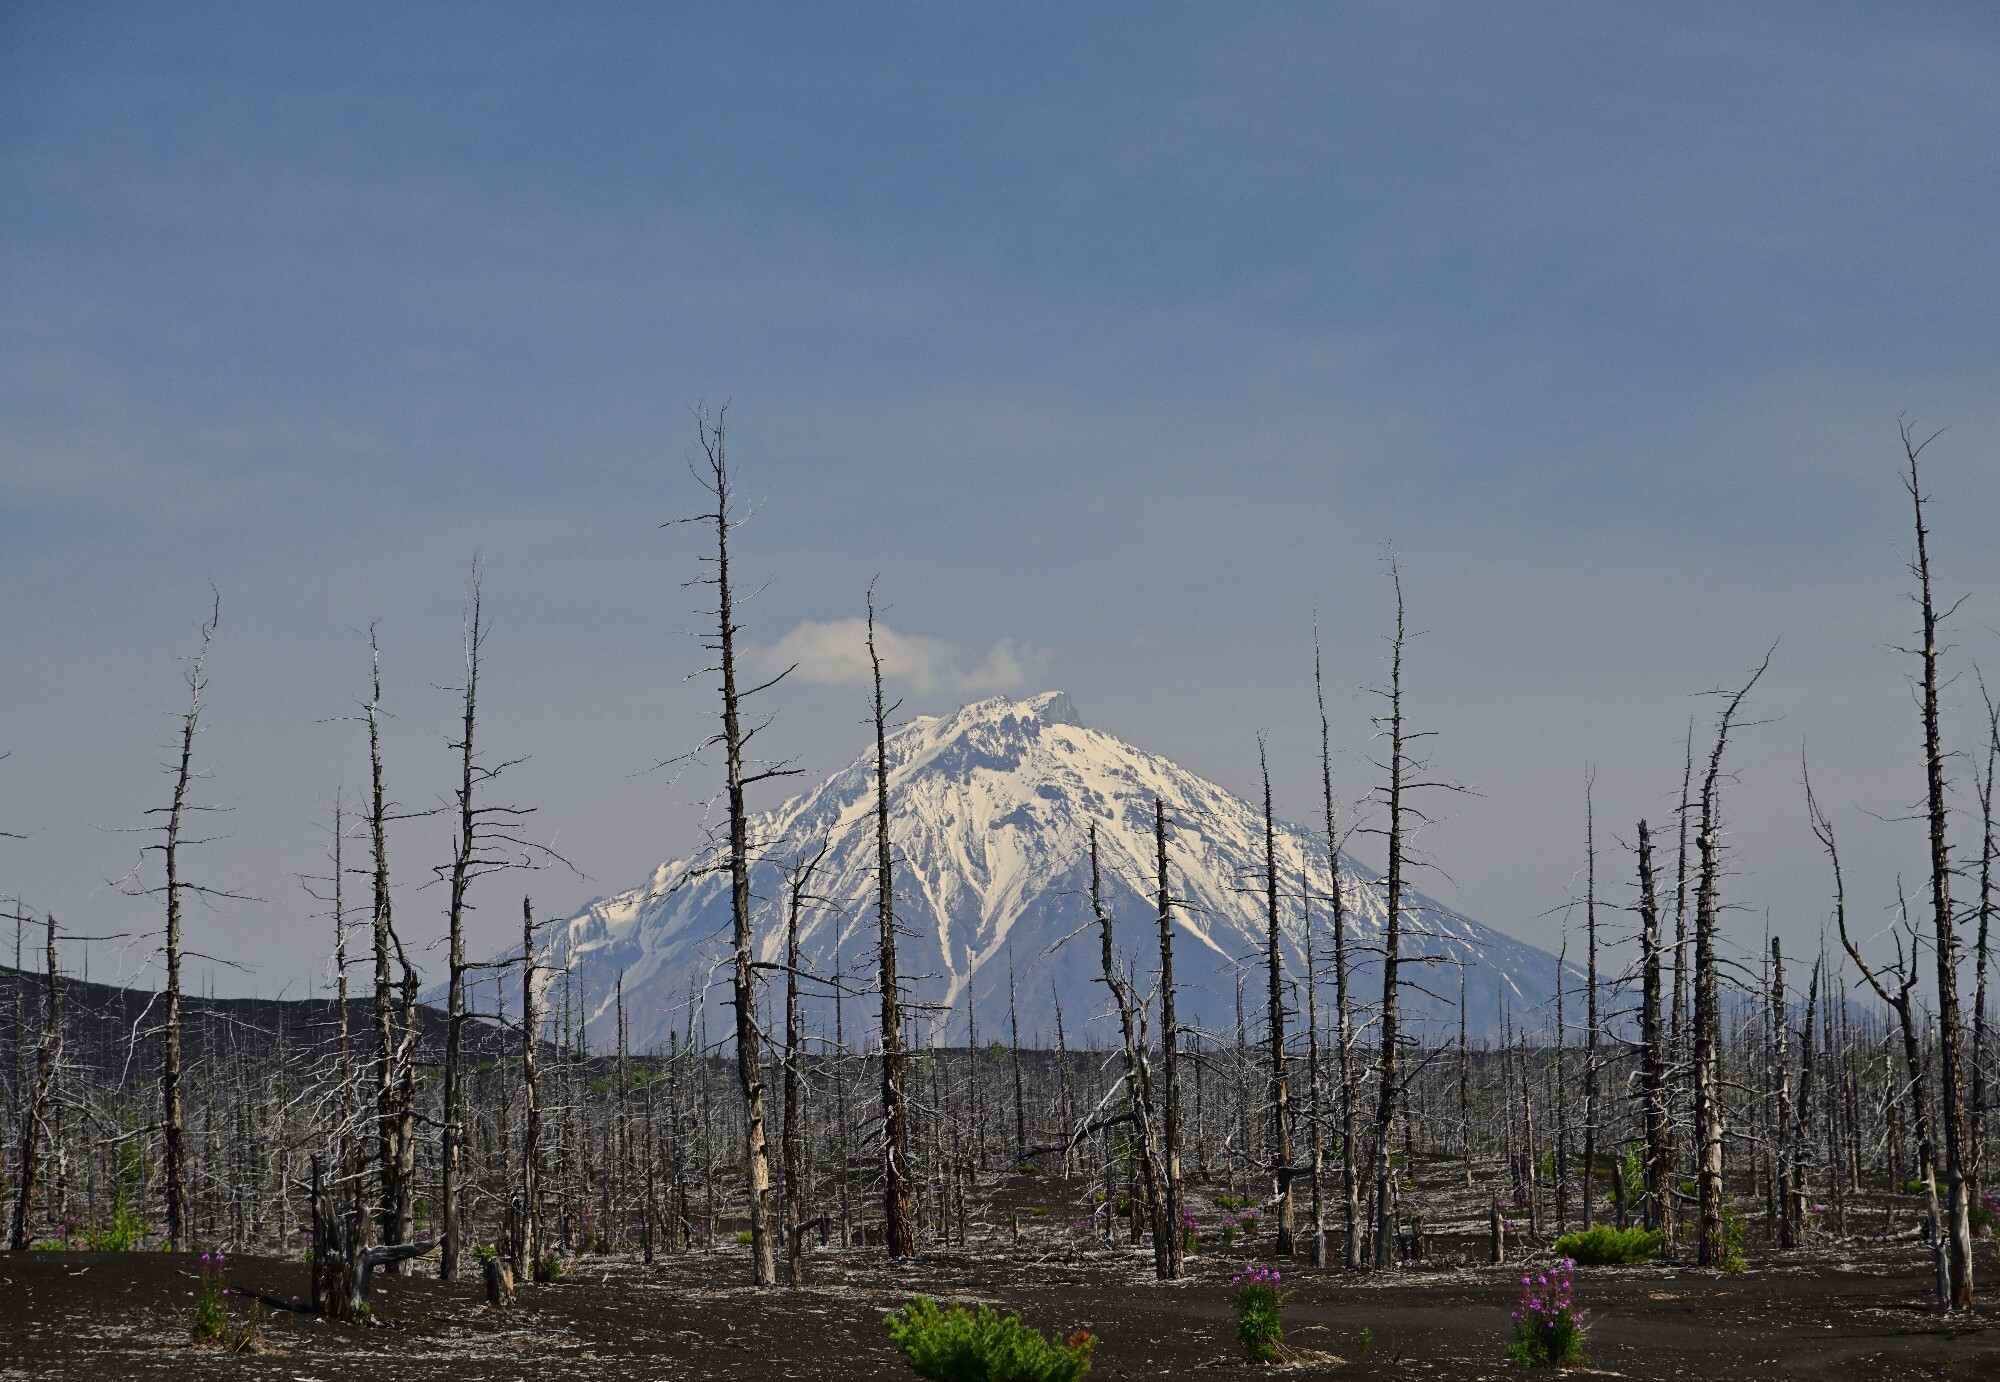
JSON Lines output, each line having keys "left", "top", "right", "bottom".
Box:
{"left": 6, "top": 1230, "right": 1997, "bottom": 1380}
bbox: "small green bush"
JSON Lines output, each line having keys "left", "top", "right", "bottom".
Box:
{"left": 1719, "top": 1199, "right": 1747, "bottom": 1274}
{"left": 884, "top": 1296, "right": 1094, "bottom": 1382}
{"left": 1016, "top": 1162, "right": 1043, "bottom": 1176}
{"left": 1551, "top": 1224, "right": 1661, "bottom": 1266}
{"left": 735, "top": 1229, "right": 755, "bottom": 1245}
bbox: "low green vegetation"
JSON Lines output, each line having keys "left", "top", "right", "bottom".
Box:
{"left": 884, "top": 1296, "right": 1095, "bottom": 1382}
{"left": 1551, "top": 1224, "right": 1661, "bottom": 1265}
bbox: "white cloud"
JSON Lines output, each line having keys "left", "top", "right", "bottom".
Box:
{"left": 750, "top": 618, "right": 1039, "bottom": 694}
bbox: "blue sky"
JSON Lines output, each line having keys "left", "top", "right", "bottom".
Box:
{"left": 3, "top": 4, "right": 1998, "bottom": 997}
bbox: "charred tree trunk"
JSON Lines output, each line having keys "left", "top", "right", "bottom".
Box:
{"left": 153, "top": 602, "right": 219, "bottom": 1253}
{"left": 365, "top": 628, "right": 404, "bottom": 1254}
{"left": 867, "top": 595, "right": 917, "bottom": 1259}
{"left": 1901, "top": 422, "right": 1976, "bottom": 1308}
{"left": 1315, "top": 629, "right": 1362, "bottom": 1269}
{"left": 1694, "top": 652, "right": 1769, "bottom": 1267}
{"left": 517, "top": 897, "right": 543, "bottom": 1282}
{"left": 8, "top": 915, "right": 57, "bottom": 1251}
{"left": 686, "top": 410, "right": 784, "bottom": 1286}
{"left": 439, "top": 579, "right": 485, "bottom": 1282}
{"left": 1371, "top": 565, "right": 1412, "bottom": 1270}
{"left": 1636, "top": 822, "right": 1673, "bottom": 1246}
{"left": 1259, "top": 740, "right": 1296, "bottom": 1258}
{"left": 1090, "top": 824, "right": 1168, "bottom": 1277}
{"left": 1156, "top": 798, "right": 1185, "bottom": 1279}
{"left": 1582, "top": 774, "right": 1600, "bottom": 1229}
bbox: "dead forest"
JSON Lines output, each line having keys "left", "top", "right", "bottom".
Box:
{"left": 3, "top": 418, "right": 1996, "bottom": 1334}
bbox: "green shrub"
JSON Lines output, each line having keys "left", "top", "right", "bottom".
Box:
{"left": 1016, "top": 1162, "right": 1043, "bottom": 1176}
{"left": 89, "top": 1132, "right": 153, "bottom": 1251}
{"left": 884, "top": 1296, "right": 1094, "bottom": 1382}
{"left": 1551, "top": 1224, "right": 1661, "bottom": 1266}
{"left": 1719, "top": 1199, "right": 1747, "bottom": 1274}
{"left": 735, "top": 1229, "right": 755, "bottom": 1245}
{"left": 86, "top": 1200, "right": 151, "bottom": 1252}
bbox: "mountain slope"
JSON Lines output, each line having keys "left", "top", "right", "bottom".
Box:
{"left": 546, "top": 692, "right": 1572, "bottom": 1051}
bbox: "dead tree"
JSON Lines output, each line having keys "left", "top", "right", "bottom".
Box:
{"left": 1770, "top": 938, "right": 1797, "bottom": 1249}
{"left": 780, "top": 843, "right": 828, "bottom": 1286}
{"left": 1971, "top": 676, "right": 1998, "bottom": 1195}
{"left": 1258, "top": 738, "right": 1296, "bottom": 1257}
{"left": 7, "top": 914, "right": 56, "bottom": 1250}
{"left": 1305, "top": 869, "right": 1328, "bottom": 1265}
{"left": 1635, "top": 822, "right": 1673, "bottom": 1247}
{"left": 672, "top": 408, "right": 799, "bottom": 1286}
{"left": 128, "top": 594, "right": 236, "bottom": 1253}
{"left": 1581, "top": 772, "right": 1600, "bottom": 1228}
{"left": 436, "top": 573, "right": 557, "bottom": 1280}
{"left": 1363, "top": 559, "right": 1459, "bottom": 1268}
{"left": 1009, "top": 950, "right": 1027, "bottom": 1164}
{"left": 867, "top": 592, "right": 917, "bottom": 1258}
{"left": 1315, "top": 626, "right": 1362, "bottom": 1268}
{"left": 1155, "top": 797, "right": 1185, "bottom": 1279}
{"left": 1089, "top": 823, "right": 1168, "bottom": 1277}
{"left": 1692, "top": 650, "right": 1770, "bottom": 1268}
{"left": 1815, "top": 757, "right": 1949, "bottom": 1304}
{"left": 1899, "top": 421, "right": 1976, "bottom": 1308}
{"left": 357, "top": 626, "right": 409, "bottom": 1256}
{"left": 516, "top": 896, "right": 548, "bottom": 1281}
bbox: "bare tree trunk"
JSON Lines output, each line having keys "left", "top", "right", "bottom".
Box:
{"left": 440, "top": 579, "right": 485, "bottom": 1282}
{"left": 1817, "top": 766, "right": 1947, "bottom": 1296}
{"left": 1306, "top": 873, "right": 1327, "bottom": 1267}
{"left": 1156, "top": 798, "right": 1185, "bottom": 1279}
{"left": 1089, "top": 825, "right": 1168, "bottom": 1277}
{"left": 1315, "top": 629, "right": 1362, "bottom": 1269}
{"left": 1972, "top": 680, "right": 1998, "bottom": 1198}
{"left": 8, "top": 915, "right": 57, "bottom": 1250}
{"left": 1771, "top": 938, "right": 1796, "bottom": 1249}
{"left": 517, "top": 897, "right": 543, "bottom": 1281}
{"left": 867, "top": 594, "right": 917, "bottom": 1259}
{"left": 1694, "top": 652, "right": 1769, "bottom": 1267}
{"left": 1636, "top": 822, "right": 1673, "bottom": 1248}
{"left": 1582, "top": 773, "right": 1600, "bottom": 1229}
{"left": 365, "top": 628, "right": 403, "bottom": 1254}
{"left": 1259, "top": 740, "right": 1296, "bottom": 1258}
{"left": 152, "top": 599, "right": 220, "bottom": 1253}
{"left": 1901, "top": 422, "right": 1976, "bottom": 1308}
{"left": 781, "top": 846, "right": 825, "bottom": 1287}
{"left": 1371, "top": 564, "right": 1410, "bottom": 1270}
{"left": 685, "top": 410, "right": 783, "bottom": 1286}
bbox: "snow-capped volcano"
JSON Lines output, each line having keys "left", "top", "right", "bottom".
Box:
{"left": 544, "top": 692, "right": 1569, "bottom": 1051}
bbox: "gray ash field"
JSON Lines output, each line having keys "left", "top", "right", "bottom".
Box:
{"left": 8, "top": 1166, "right": 1996, "bottom": 1381}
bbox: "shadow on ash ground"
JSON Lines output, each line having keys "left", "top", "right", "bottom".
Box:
{"left": 5, "top": 1234, "right": 1997, "bottom": 1381}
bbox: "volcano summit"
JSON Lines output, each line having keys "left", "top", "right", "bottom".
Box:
{"left": 539, "top": 692, "right": 1570, "bottom": 1050}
